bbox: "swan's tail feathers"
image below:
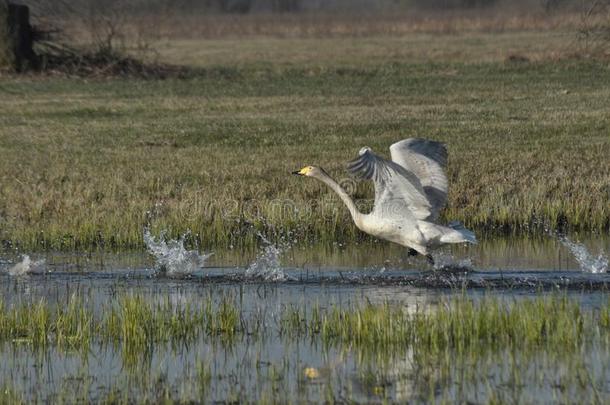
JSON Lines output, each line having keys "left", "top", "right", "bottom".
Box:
{"left": 443, "top": 221, "right": 477, "bottom": 244}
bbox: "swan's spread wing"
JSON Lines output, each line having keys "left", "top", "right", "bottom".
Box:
{"left": 347, "top": 147, "right": 432, "bottom": 221}
{"left": 389, "top": 139, "right": 448, "bottom": 218}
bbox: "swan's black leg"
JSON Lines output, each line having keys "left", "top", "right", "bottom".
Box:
{"left": 425, "top": 254, "right": 435, "bottom": 266}
{"left": 407, "top": 248, "right": 419, "bottom": 257}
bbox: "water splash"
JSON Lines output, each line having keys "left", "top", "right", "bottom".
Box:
{"left": 558, "top": 236, "right": 608, "bottom": 274}
{"left": 144, "top": 228, "right": 213, "bottom": 276}
{"left": 245, "top": 233, "right": 291, "bottom": 282}
{"left": 430, "top": 250, "right": 474, "bottom": 272}
{"left": 7, "top": 255, "right": 46, "bottom": 276}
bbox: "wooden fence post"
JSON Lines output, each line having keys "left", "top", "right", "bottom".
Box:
{"left": 0, "top": 1, "right": 10, "bottom": 69}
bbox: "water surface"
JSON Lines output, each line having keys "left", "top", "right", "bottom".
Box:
{"left": 0, "top": 235, "right": 608, "bottom": 403}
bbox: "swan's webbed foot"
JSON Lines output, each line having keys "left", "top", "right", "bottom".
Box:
{"left": 425, "top": 254, "right": 435, "bottom": 266}
{"left": 407, "top": 248, "right": 419, "bottom": 257}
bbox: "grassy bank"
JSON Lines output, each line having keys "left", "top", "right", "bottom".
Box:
{"left": 0, "top": 34, "right": 609, "bottom": 251}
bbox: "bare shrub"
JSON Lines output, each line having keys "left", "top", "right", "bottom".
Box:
{"left": 271, "top": 0, "right": 301, "bottom": 12}
{"left": 10, "top": 0, "right": 189, "bottom": 77}
{"left": 25, "top": 0, "right": 165, "bottom": 58}
{"left": 218, "top": 0, "right": 253, "bottom": 13}
{"left": 576, "top": 0, "right": 610, "bottom": 56}
{"left": 409, "top": 0, "right": 499, "bottom": 9}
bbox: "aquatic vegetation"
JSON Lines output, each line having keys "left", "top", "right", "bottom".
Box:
{"left": 0, "top": 294, "right": 91, "bottom": 349}
{"left": 0, "top": 290, "right": 608, "bottom": 403}
{"left": 1, "top": 291, "right": 606, "bottom": 355}
{"left": 102, "top": 294, "right": 204, "bottom": 350}
{"left": 202, "top": 294, "right": 240, "bottom": 339}
{"left": 286, "top": 295, "right": 610, "bottom": 357}
{"left": 0, "top": 385, "right": 24, "bottom": 405}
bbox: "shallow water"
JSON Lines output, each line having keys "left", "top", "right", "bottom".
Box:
{"left": 0, "top": 235, "right": 609, "bottom": 403}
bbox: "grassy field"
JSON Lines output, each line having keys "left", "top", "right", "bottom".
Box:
{"left": 0, "top": 30, "right": 609, "bottom": 251}
{"left": 155, "top": 31, "right": 573, "bottom": 67}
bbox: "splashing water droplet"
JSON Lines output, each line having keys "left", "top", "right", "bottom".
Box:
{"left": 245, "top": 233, "right": 291, "bottom": 282}
{"left": 144, "top": 228, "right": 213, "bottom": 276}
{"left": 430, "top": 250, "right": 473, "bottom": 271}
{"left": 7, "top": 255, "right": 46, "bottom": 276}
{"left": 558, "top": 236, "right": 608, "bottom": 274}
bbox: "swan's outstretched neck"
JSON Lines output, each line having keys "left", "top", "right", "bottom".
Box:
{"left": 314, "top": 169, "right": 362, "bottom": 226}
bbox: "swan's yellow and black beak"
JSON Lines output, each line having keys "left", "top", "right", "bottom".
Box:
{"left": 292, "top": 166, "right": 310, "bottom": 176}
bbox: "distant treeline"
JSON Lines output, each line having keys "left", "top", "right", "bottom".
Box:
{"left": 24, "top": 0, "right": 581, "bottom": 15}
{"left": 171, "top": 0, "right": 577, "bottom": 13}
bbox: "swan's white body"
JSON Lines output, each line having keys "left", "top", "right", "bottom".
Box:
{"left": 294, "top": 138, "right": 476, "bottom": 262}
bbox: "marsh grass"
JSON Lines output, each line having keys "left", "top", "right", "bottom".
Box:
{"left": 0, "top": 58, "right": 609, "bottom": 251}
{"left": 2, "top": 293, "right": 607, "bottom": 356}
{"left": 0, "top": 293, "right": 609, "bottom": 402}
{"left": 0, "top": 385, "right": 24, "bottom": 405}
{"left": 102, "top": 294, "right": 203, "bottom": 353}
{"left": 286, "top": 295, "right": 610, "bottom": 357}
{"left": 0, "top": 294, "right": 91, "bottom": 349}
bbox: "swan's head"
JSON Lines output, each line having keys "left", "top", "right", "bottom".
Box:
{"left": 292, "top": 165, "right": 322, "bottom": 177}
{"left": 359, "top": 146, "right": 371, "bottom": 156}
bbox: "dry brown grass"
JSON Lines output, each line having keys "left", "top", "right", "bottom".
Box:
{"left": 153, "top": 31, "right": 570, "bottom": 68}
{"left": 52, "top": 9, "right": 587, "bottom": 46}
{"left": 120, "top": 10, "right": 587, "bottom": 40}
{"left": 50, "top": 9, "right": 607, "bottom": 69}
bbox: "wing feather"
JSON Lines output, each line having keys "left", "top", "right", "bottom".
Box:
{"left": 347, "top": 147, "right": 432, "bottom": 221}
{"left": 389, "top": 138, "right": 448, "bottom": 219}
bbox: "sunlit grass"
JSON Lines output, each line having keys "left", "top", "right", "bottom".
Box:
{"left": 0, "top": 295, "right": 91, "bottom": 349}
{"left": 283, "top": 295, "right": 610, "bottom": 357}
{"left": 0, "top": 293, "right": 243, "bottom": 352}
{"left": 0, "top": 41, "right": 609, "bottom": 251}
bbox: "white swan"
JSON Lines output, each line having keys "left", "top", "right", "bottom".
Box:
{"left": 293, "top": 138, "right": 476, "bottom": 264}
